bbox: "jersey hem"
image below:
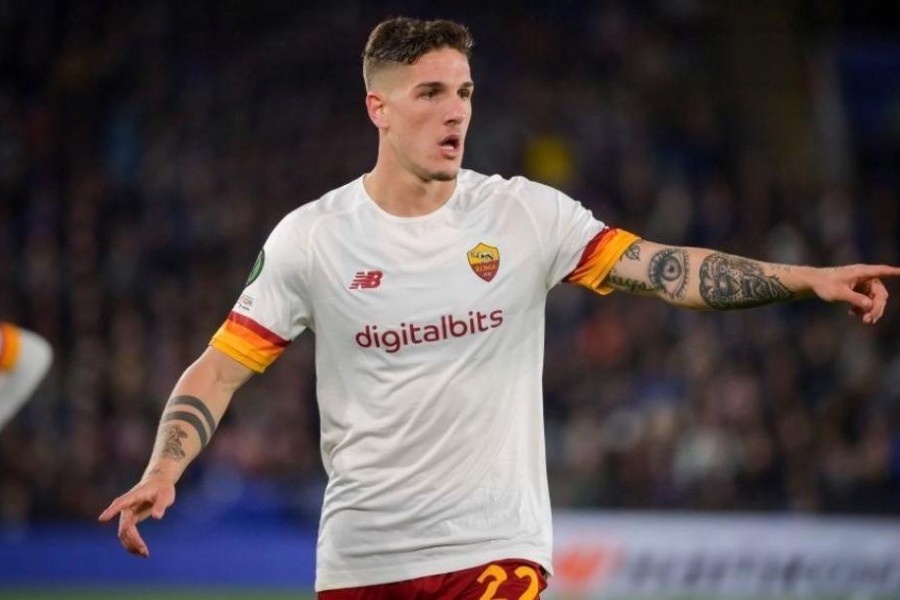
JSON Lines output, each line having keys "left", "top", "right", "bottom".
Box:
{"left": 314, "top": 545, "right": 553, "bottom": 592}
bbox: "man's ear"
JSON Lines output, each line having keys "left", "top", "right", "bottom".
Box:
{"left": 366, "top": 91, "right": 388, "bottom": 129}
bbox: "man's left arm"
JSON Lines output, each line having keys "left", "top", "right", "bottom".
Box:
{"left": 605, "top": 239, "right": 900, "bottom": 324}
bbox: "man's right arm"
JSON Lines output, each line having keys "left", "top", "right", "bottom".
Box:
{"left": 98, "top": 346, "right": 254, "bottom": 557}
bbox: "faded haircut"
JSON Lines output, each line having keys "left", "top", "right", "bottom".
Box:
{"left": 362, "top": 17, "right": 474, "bottom": 90}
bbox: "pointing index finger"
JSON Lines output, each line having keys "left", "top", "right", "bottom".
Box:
{"left": 859, "top": 265, "right": 900, "bottom": 279}
{"left": 98, "top": 498, "right": 129, "bottom": 522}
{"left": 98, "top": 487, "right": 154, "bottom": 522}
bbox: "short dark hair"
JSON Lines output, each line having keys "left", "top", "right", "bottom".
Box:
{"left": 362, "top": 17, "right": 474, "bottom": 89}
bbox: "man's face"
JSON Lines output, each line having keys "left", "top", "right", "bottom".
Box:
{"left": 371, "top": 48, "right": 473, "bottom": 182}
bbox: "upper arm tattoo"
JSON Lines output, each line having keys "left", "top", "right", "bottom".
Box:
{"left": 699, "top": 253, "right": 792, "bottom": 309}
{"left": 608, "top": 241, "right": 653, "bottom": 293}
{"left": 624, "top": 242, "right": 641, "bottom": 261}
{"left": 606, "top": 273, "right": 655, "bottom": 294}
{"left": 608, "top": 242, "right": 688, "bottom": 298}
{"left": 648, "top": 248, "right": 690, "bottom": 301}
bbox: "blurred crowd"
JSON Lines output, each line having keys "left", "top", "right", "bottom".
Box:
{"left": 1, "top": 1, "right": 899, "bottom": 525}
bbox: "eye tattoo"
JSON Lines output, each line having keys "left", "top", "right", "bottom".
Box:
{"left": 648, "top": 248, "right": 689, "bottom": 301}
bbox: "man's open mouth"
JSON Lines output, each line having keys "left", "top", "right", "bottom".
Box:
{"left": 439, "top": 135, "right": 460, "bottom": 151}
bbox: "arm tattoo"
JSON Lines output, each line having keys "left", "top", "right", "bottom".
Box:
{"left": 648, "top": 248, "right": 689, "bottom": 301}
{"left": 160, "top": 423, "right": 189, "bottom": 461}
{"left": 623, "top": 242, "right": 641, "bottom": 261}
{"left": 162, "top": 411, "right": 209, "bottom": 448}
{"left": 607, "top": 273, "right": 655, "bottom": 294}
{"left": 167, "top": 395, "right": 217, "bottom": 440}
{"left": 159, "top": 395, "right": 218, "bottom": 452}
{"left": 699, "top": 253, "right": 793, "bottom": 309}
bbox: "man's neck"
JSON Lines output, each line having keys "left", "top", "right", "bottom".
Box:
{"left": 363, "top": 165, "right": 457, "bottom": 218}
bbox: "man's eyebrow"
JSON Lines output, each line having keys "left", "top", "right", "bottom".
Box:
{"left": 414, "top": 81, "right": 475, "bottom": 90}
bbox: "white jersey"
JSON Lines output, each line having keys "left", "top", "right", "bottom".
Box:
{"left": 211, "top": 169, "right": 637, "bottom": 591}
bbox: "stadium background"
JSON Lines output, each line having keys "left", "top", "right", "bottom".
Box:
{"left": 1, "top": 0, "right": 900, "bottom": 598}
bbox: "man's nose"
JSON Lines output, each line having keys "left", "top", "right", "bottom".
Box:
{"left": 445, "top": 99, "right": 468, "bottom": 124}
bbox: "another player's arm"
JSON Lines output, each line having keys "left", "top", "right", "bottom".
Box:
{"left": 605, "top": 239, "right": 900, "bottom": 323}
{"left": 0, "top": 324, "right": 53, "bottom": 429}
{"left": 98, "top": 346, "right": 254, "bottom": 557}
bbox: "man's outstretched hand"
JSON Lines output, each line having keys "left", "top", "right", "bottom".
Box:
{"left": 98, "top": 475, "right": 176, "bottom": 558}
{"left": 810, "top": 264, "right": 900, "bottom": 325}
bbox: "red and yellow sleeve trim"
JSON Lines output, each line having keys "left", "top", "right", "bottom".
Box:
{"left": 210, "top": 312, "right": 290, "bottom": 373}
{"left": 565, "top": 227, "right": 641, "bottom": 295}
{"left": 0, "top": 322, "right": 22, "bottom": 372}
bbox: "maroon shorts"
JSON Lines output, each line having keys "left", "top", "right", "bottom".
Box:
{"left": 318, "top": 558, "right": 548, "bottom": 600}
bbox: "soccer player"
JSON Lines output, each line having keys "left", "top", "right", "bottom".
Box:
{"left": 99, "top": 17, "right": 900, "bottom": 599}
{"left": 0, "top": 322, "right": 53, "bottom": 430}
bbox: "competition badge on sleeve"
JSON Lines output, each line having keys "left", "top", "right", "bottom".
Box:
{"left": 467, "top": 242, "right": 500, "bottom": 282}
{"left": 237, "top": 249, "right": 265, "bottom": 312}
{"left": 245, "top": 250, "right": 265, "bottom": 286}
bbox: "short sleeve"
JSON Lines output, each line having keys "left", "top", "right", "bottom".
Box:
{"left": 565, "top": 227, "right": 641, "bottom": 295}
{"left": 511, "top": 177, "right": 604, "bottom": 287}
{"left": 511, "top": 176, "right": 638, "bottom": 293}
{"left": 210, "top": 214, "right": 312, "bottom": 372}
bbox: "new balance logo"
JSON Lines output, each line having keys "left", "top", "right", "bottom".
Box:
{"left": 349, "top": 270, "right": 383, "bottom": 290}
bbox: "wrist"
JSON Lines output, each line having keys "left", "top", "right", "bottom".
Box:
{"left": 794, "top": 266, "right": 821, "bottom": 299}
{"left": 141, "top": 464, "right": 181, "bottom": 485}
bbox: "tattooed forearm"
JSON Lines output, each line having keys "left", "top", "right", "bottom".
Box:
{"left": 648, "top": 248, "right": 689, "bottom": 301}
{"left": 160, "top": 423, "right": 189, "bottom": 461}
{"left": 699, "top": 253, "right": 793, "bottom": 309}
{"left": 158, "top": 395, "right": 218, "bottom": 452}
{"left": 607, "top": 273, "right": 656, "bottom": 294}
{"left": 162, "top": 412, "right": 209, "bottom": 448}
{"left": 167, "top": 395, "right": 218, "bottom": 440}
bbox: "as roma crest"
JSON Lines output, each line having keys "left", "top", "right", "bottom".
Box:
{"left": 467, "top": 242, "right": 500, "bottom": 282}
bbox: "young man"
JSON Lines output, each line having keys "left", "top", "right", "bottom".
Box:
{"left": 100, "top": 17, "right": 900, "bottom": 599}
{"left": 0, "top": 322, "right": 53, "bottom": 430}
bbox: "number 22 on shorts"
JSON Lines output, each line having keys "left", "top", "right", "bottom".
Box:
{"left": 477, "top": 563, "right": 541, "bottom": 600}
